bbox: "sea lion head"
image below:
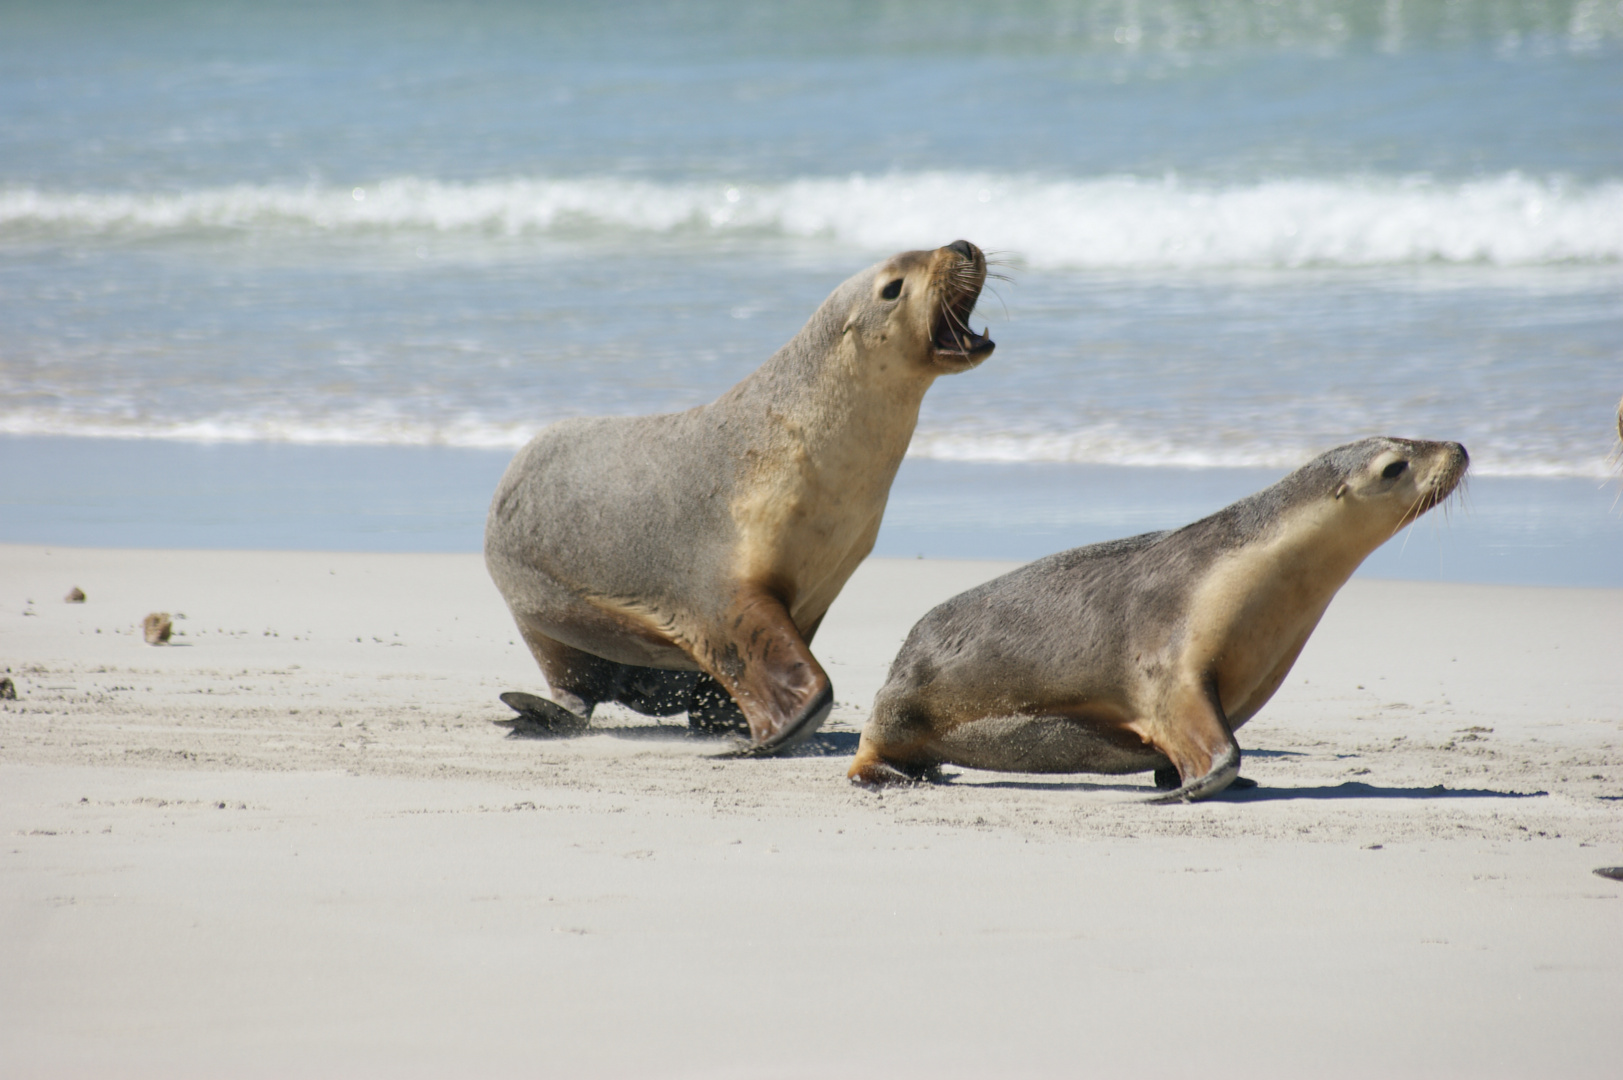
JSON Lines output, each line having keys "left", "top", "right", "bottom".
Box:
{"left": 839, "top": 239, "right": 994, "bottom": 376}
{"left": 1324, "top": 436, "right": 1469, "bottom": 533}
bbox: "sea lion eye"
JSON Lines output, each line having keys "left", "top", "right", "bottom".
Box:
{"left": 881, "top": 278, "right": 903, "bottom": 301}
{"left": 1382, "top": 460, "right": 1408, "bottom": 480}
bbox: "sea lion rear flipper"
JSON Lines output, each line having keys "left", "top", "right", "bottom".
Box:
{"left": 705, "top": 589, "right": 832, "bottom": 757}
{"left": 496, "top": 691, "right": 590, "bottom": 737}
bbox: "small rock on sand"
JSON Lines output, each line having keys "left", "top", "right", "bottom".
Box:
{"left": 65, "top": 586, "right": 86, "bottom": 603}
{"left": 143, "top": 613, "right": 173, "bottom": 645}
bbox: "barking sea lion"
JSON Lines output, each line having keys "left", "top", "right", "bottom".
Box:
{"left": 849, "top": 437, "right": 1468, "bottom": 800}
{"left": 486, "top": 240, "right": 994, "bottom": 755}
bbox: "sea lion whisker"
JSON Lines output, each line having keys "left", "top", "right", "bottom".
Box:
{"left": 981, "top": 249, "right": 1020, "bottom": 273}
{"left": 1438, "top": 478, "right": 1466, "bottom": 527}
{"left": 1452, "top": 477, "right": 1475, "bottom": 524}
{"left": 937, "top": 293, "right": 984, "bottom": 352}
{"left": 1395, "top": 506, "right": 1418, "bottom": 553}
{"left": 943, "top": 270, "right": 981, "bottom": 302}
{"left": 980, "top": 283, "right": 1011, "bottom": 321}
{"left": 1393, "top": 486, "right": 1431, "bottom": 548}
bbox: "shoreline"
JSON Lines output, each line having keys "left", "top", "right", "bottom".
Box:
{"left": 5, "top": 434, "right": 1622, "bottom": 586}
{"left": 3, "top": 545, "right": 1621, "bottom": 1074}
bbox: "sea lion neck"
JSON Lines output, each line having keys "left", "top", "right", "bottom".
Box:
{"left": 714, "top": 274, "right": 937, "bottom": 452}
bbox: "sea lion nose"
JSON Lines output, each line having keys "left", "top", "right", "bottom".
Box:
{"left": 947, "top": 239, "right": 977, "bottom": 261}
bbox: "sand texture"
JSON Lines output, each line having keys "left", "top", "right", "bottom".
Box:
{"left": 2, "top": 544, "right": 1621, "bottom": 1077}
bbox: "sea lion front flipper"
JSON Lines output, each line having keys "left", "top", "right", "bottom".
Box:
{"left": 1144, "top": 743, "right": 1239, "bottom": 803}
{"left": 705, "top": 588, "right": 832, "bottom": 757}
{"left": 1154, "top": 766, "right": 1256, "bottom": 791}
{"left": 496, "top": 691, "right": 590, "bottom": 737}
{"left": 1140, "top": 683, "right": 1241, "bottom": 804}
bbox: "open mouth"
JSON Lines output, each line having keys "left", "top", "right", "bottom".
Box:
{"left": 933, "top": 316, "right": 995, "bottom": 359}
{"left": 931, "top": 270, "right": 995, "bottom": 361}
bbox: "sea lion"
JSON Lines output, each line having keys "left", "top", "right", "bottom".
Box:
{"left": 486, "top": 240, "right": 994, "bottom": 755}
{"left": 848, "top": 436, "right": 1469, "bottom": 801}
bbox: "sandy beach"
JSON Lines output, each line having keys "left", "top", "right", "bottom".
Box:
{"left": 1, "top": 542, "right": 1619, "bottom": 1077}
{"left": 6, "top": 5, "right": 1621, "bottom": 1076}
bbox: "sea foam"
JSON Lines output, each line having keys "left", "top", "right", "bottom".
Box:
{"left": 1, "top": 409, "right": 1611, "bottom": 479}
{"left": 3, "top": 172, "right": 1620, "bottom": 269}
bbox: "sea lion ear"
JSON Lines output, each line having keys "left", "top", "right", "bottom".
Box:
{"left": 1333, "top": 483, "right": 1349, "bottom": 500}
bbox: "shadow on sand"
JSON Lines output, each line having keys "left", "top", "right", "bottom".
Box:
{"left": 1218, "top": 781, "right": 1547, "bottom": 802}
{"left": 493, "top": 721, "right": 1546, "bottom": 801}
{"left": 861, "top": 776, "right": 1549, "bottom": 801}
{"left": 949, "top": 778, "right": 1153, "bottom": 794}
{"left": 499, "top": 717, "right": 863, "bottom": 758}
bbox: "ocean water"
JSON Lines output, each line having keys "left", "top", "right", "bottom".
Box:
{"left": 2, "top": 1, "right": 1620, "bottom": 582}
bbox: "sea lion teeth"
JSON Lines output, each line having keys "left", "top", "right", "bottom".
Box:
{"left": 487, "top": 241, "right": 993, "bottom": 755}
{"left": 849, "top": 436, "right": 1469, "bottom": 801}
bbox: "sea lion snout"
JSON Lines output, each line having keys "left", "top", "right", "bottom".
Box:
{"left": 1342, "top": 437, "right": 1468, "bottom": 526}
{"left": 928, "top": 240, "right": 994, "bottom": 368}
{"left": 1412, "top": 439, "right": 1469, "bottom": 517}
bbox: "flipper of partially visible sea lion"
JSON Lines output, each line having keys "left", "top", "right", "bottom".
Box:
{"left": 850, "top": 437, "right": 1469, "bottom": 802}
{"left": 487, "top": 241, "right": 994, "bottom": 756}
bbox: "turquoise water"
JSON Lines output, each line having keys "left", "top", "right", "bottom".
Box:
{"left": 2, "top": 1, "right": 1620, "bottom": 578}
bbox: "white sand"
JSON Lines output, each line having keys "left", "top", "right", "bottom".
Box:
{"left": 2, "top": 544, "right": 1620, "bottom": 1077}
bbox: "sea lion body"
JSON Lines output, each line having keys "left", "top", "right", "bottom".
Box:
{"left": 487, "top": 241, "right": 993, "bottom": 753}
{"left": 849, "top": 437, "right": 1469, "bottom": 799}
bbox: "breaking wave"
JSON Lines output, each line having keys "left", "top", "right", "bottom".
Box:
{"left": 4, "top": 171, "right": 1621, "bottom": 269}
{"left": 1, "top": 409, "right": 1609, "bottom": 478}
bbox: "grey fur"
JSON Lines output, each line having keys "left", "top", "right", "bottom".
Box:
{"left": 487, "top": 241, "right": 992, "bottom": 752}
{"left": 855, "top": 436, "right": 1469, "bottom": 799}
